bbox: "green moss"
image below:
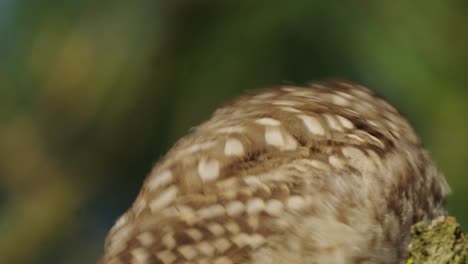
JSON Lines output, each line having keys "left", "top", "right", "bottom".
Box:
{"left": 406, "top": 217, "right": 468, "bottom": 264}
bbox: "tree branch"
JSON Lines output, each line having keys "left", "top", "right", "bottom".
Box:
{"left": 406, "top": 216, "right": 468, "bottom": 264}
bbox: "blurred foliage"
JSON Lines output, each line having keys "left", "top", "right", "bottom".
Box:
{"left": 0, "top": 1, "right": 467, "bottom": 263}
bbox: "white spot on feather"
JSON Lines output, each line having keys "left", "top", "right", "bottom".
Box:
{"left": 198, "top": 158, "right": 220, "bottom": 182}
{"left": 357, "top": 131, "right": 385, "bottom": 148}
{"left": 224, "top": 138, "right": 244, "bottom": 156}
{"left": 281, "top": 86, "right": 299, "bottom": 92}
{"left": 216, "top": 126, "right": 246, "bottom": 134}
{"left": 213, "top": 238, "right": 232, "bottom": 253}
{"left": 198, "top": 204, "right": 225, "bottom": 219}
{"left": 336, "top": 115, "right": 354, "bottom": 129}
{"left": 186, "top": 228, "right": 203, "bottom": 241}
{"left": 177, "top": 205, "right": 197, "bottom": 225}
{"left": 265, "top": 126, "right": 284, "bottom": 147}
{"left": 244, "top": 176, "right": 262, "bottom": 187}
{"left": 309, "top": 159, "right": 331, "bottom": 171}
{"left": 162, "top": 233, "right": 176, "bottom": 249}
{"left": 232, "top": 233, "right": 250, "bottom": 247}
{"left": 336, "top": 90, "right": 355, "bottom": 99}
{"left": 248, "top": 234, "right": 266, "bottom": 249}
{"left": 131, "top": 248, "right": 150, "bottom": 264}
{"left": 323, "top": 114, "right": 343, "bottom": 131}
{"left": 331, "top": 94, "right": 350, "bottom": 106}
{"left": 287, "top": 196, "right": 306, "bottom": 211}
{"left": 147, "top": 170, "right": 173, "bottom": 191}
{"left": 279, "top": 106, "right": 301, "bottom": 113}
{"left": 265, "top": 199, "right": 284, "bottom": 216}
{"left": 111, "top": 224, "right": 133, "bottom": 244}
{"left": 226, "top": 201, "right": 245, "bottom": 217}
{"left": 298, "top": 115, "right": 325, "bottom": 135}
{"left": 113, "top": 214, "right": 128, "bottom": 231}
{"left": 342, "top": 147, "right": 366, "bottom": 160}
{"left": 255, "top": 117, "right": 281, "bottom": 126}
{"left": 137, "top": 232, "right": 155, "bottom": 247}
{"left": 108, "top": 225, "right": 133, "bottom": 256}
{"left": 178, "top": 245, "right": 198, "bottom": 260}
{"left": 246, "top": 198, "right": 265, "bottom": 214}
{"left": 265, "top": 127, "right": 297, "bottom": 150}
{"left": 271, "top": 100, "right": 299, "bottom": 106}
{"left": 157, "top": 250, "right": 176, "bottom": 263}
{"left": 149, "top": 186, "right": 178, "bottom": 212}
{"left": 283, "top": 133, "right": 298, "bottom": 150}
{"left": 225, "top": 221, "right": 241, "bottom": 234}
{"left": 197, "top": 242, "right": 215, "bottom": 256}
{"left": 329, "top": 155, "right": 344, "bottom": 168}
{"left": 207, "top": 222, "right": 225, "bottom": 236}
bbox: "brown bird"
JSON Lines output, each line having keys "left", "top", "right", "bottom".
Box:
{"left": 101, "top": 81, "right": 449, "bottom": 264}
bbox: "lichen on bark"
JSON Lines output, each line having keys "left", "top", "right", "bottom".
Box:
{"left": 406, "top": 216, "right": 468, "bottom": 264}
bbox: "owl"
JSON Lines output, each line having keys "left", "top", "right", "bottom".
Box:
{"left": 101, "top": 81, "right": 449, "bottom": 264}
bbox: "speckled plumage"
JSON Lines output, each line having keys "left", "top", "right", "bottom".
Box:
{"left": 101, "top": 81, "right": 449, "bottom": 264}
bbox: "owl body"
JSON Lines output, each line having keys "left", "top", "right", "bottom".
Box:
{"left": 102, "top": 81, "right": 449, "bottom": 264}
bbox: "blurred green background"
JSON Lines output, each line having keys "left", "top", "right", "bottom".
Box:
{"left": 0, "top": 1, "right": 467, "bottom": 263}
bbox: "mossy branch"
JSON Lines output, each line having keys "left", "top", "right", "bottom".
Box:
{"left": 406, "top": 216, "right": 468, "bottom": 264}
